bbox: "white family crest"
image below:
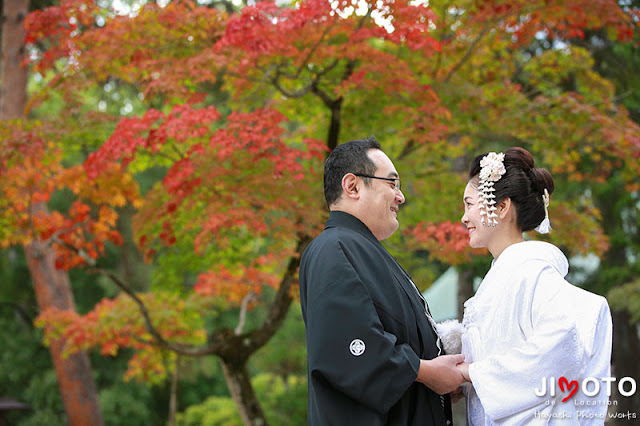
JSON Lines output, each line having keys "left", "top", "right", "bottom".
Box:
{"left": 349, "top": 339, "right": 366, "bottom": 356}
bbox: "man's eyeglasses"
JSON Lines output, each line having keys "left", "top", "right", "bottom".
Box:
{"left": 354, "top": 174, "right": 401, "bottom": 191}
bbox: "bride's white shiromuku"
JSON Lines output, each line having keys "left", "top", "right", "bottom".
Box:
{"left": 461, "top": 241, "right": 612, "bottom": 425}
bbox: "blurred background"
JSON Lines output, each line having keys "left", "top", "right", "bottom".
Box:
{"left": 1, "top": 0, "right": 639, "bottom": 424}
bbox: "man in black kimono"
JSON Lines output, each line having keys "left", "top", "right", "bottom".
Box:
{"left": 299, "top": 137, "right": 465, "bottom": 425}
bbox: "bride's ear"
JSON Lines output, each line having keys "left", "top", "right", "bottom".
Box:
{"left": 498, "top": 197, "right": 514, "bottom": 221}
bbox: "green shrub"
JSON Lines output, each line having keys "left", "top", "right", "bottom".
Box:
{"left": 176, "top": 373, "right": 307, "bottom": 426}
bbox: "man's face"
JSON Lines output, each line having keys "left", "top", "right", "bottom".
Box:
{"left": 358, "top": 149, "right": 405, "bottom": 241}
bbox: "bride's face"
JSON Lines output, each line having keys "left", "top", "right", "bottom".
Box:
{"left": 461, "top": 181, "right": 492, "bottom": 249}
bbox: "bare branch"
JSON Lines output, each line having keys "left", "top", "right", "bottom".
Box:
{"left": 273, "top": 57, "right": 341, "bottom": 100}
{"left": 356, "top": 7, "right": 373, "bottom": 30}
{"left": 241, "top": 233, "right": 312, "bottom": 352}
{"left": 51, "top": 235, "right": 97, "bottom": 267}
{"left": 310, "top": 59, "right": 343, "bottom": 107}
{"left": 442, "top": 23, "right": 492, "bottom": 83}
{"left": 443, "top": 6, "right": 546, "bottom": 83}
{"left": 432, "top": 0, "right": 454, "bottom": 80}
{"left": 272, "top": 74, "right": 314, "bottom": 98}
{"left": 235, "top": 291, "right": 257, "bottom": 335}
{"left": 295, "top": 22, "right": 336, "bottom": 78}
{"left": 397, "top": 139, "right": 417, "bottom": 161}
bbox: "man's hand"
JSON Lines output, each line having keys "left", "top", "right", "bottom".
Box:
{"left": 415, "top": 354, "right": 466, "bottom": 395}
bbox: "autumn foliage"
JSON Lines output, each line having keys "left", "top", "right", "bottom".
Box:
{"left": 2, "top": 0, "right": 638, "bottom": 390}
{"left": 0, "top": 120, "right": 139, "bottom": 267}
{"left": 404, "top": 221, "right": 486, "bottom": 266}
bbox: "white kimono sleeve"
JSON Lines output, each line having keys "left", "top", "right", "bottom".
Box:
{"left": 468, "top": 266, "right": 587, "bottom": 423}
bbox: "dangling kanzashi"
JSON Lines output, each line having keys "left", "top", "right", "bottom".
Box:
{"left": 535, "top": 188, "right": 552, "bottom": 234}
{"left": 478, "top": 152, "right": 505, "bottom": 227}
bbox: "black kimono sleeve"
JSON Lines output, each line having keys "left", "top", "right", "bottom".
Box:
{"left": 304, "top": 242, "right": 421, "bottom": 414}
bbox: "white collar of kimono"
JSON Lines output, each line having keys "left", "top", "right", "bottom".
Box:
{"left": 491, "top": 241, "right": 569, "bottom": 278}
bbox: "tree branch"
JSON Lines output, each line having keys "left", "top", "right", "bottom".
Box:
{"left": 55, "top": 228, "right": 313, "bottom": 359}
{"left": 442, "top": 6, "right": 546, "bottom": 83}
{"left": 241, "top": 233, "right": 312, "bottom": 353}
{"left": 235, "top": 291, "right": 257, "bottom": 335}
{"left": 274, "top": 58, "right": 340, "bottom": 102}
{"left": 48, "top": 233, "right": 208, "bottom": 356}
{"left": 397, "top": 139, "right": 416, "bottom": 160}
{"left": 90, "top": 267, "right": 213, "bottom": 356}
{"left": 442, "top": 23, "right": 491, "bottom": 83}
{"left": 51, "top": 235, "right": 96, "bottom": 266}
{"left": 295, "top": 22, "right": 336, "bottom": 78}
{"left": 432, "top": 0, "right": 454, "bottom": 80}
{"left": 271, "top": 74, "right": 314, "bottom": 98}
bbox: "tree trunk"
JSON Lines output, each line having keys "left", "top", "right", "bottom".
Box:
{"left": 2, "top": 1, "right": 104, "bottom": 424}
{"left": 213, "top": 235, "right": 309, "bottom": 426}
{"left": 456, "top": 267, "right": 474, "bottom": 321}
{"left": 168, "top": 356, "right": 179, "bottom": 426}
{"left": 327, "top": 98, "right": 342, "bottom": 153}
{"left": 24, "top": 234, "right": 105, "bottom": 426}
{"left": 220, "top": 357, "right": 268, "bottom": 426}
{"left": 0, "top": 0, "right": 28, "bottom": 117}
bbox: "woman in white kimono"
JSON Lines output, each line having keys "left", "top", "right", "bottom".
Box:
{"left": 454, "top": 147, "right": 613, "bottom": 425}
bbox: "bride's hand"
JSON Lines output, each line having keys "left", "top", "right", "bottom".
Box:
{"left": 457, "top": 362, "right": 471, "bottom": 383}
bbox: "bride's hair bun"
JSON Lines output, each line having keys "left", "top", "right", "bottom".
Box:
{"left": 469, "top": 147, "right": 554, "bottom": 232}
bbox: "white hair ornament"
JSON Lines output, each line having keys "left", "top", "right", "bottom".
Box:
{"left": 535, "top": 188, "right": 552, "bottom": 234}
{"left": 478, "top": 152, "right": 506, "bottom": 227}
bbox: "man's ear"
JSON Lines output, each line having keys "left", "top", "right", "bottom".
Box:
{"left": 342, "top": 173, "right": 360, "bottom": 200}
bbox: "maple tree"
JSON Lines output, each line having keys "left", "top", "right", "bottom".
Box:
{"left": 1, "top": 0, "right": 105, "bottom": 423}
{"left": 2, "top": 0, "right": 639, "bottom": 423}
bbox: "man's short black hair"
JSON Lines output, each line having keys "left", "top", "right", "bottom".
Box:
{"left": 323, "top": 136, "right": 382, "bottom": 208}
